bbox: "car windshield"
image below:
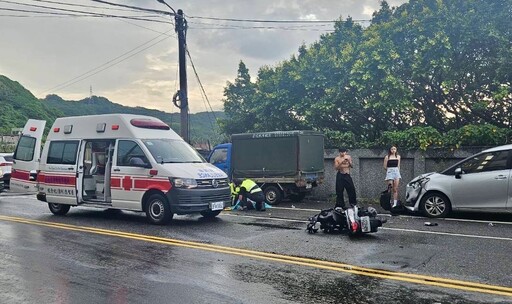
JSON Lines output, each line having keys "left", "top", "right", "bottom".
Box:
{"left": 142, "top": 139, "right": 204, "bottom": 163}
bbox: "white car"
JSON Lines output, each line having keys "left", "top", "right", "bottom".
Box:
{"left": 0, "top": 153, "right": 13, "bottom": 189}
{"left": 405, "top": 144, "right": 512, "bottom": 218}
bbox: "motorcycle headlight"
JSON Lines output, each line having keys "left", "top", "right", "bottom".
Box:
{"left": 170, "top": 177, "right": 197, "bottom": 189}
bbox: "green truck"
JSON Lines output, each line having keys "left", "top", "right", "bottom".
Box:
{"left": 207, "top": 130, "right": 325, "bottom": 204}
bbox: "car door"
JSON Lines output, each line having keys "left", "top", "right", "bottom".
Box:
{"left": 450, "top": 150, "right": 510, "bottom": 211}
{"left": 110, "top": 139, "right": 151, "bottom": 210}
{"left": 11, "top": 119, "right": 46, "bottom": 193}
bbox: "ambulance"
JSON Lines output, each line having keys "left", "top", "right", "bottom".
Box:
{"left": 11, "top": 114, "right": 231, "bottom": 224}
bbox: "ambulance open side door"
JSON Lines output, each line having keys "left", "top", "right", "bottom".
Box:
{"left": 11, "top": 119, "right": 46, "bottom": 193}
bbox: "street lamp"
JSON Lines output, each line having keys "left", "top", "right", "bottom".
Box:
{"left": 156, "top": 0, "right": 176, "bottom": 14}
{"left": 156, "top": 0, "right": 189, "bottom": 143}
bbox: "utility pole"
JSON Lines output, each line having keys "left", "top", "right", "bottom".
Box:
{"left": 157, "top": 1, "right": 189, "bottom": 143}
{"left": 175, "top": 9, "right": 189, "bottom": 143}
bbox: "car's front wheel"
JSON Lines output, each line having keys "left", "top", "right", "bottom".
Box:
{"left": 420, "top": 192, "right": 451, "bottom": 218}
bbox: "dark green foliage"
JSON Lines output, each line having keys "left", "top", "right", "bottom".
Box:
{"left": 0, "top": 75, "right": 63, "bottom": 134}
{"left": 221, "top": 0, "right": 512, "bottom": 150}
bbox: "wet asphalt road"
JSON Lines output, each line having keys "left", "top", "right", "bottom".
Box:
{"left": 0, "top": 193, "right": 511, "bottom": 304}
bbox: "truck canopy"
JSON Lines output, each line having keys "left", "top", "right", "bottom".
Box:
{"left": 231, "top": 130, "right": 324, "bottom": 178}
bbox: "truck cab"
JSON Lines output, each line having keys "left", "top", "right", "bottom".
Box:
{"left": 208, "top": 131, "right": 325, "bottom": 205}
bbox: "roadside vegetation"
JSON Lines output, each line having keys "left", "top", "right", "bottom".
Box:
{"left": 220, "top": 0, "right": 512, "bottom": 150}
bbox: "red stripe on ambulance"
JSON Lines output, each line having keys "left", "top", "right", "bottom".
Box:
{"left": 38, "top": 173, "right": 76, "bottom": 186}
{"left": 111, "top": 176, "right": 171, "bottom": 191}
{"left": 11, "top": 169, "right": 30, "bottom": 180}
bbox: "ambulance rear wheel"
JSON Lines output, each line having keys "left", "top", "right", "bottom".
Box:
{"left": 263, "top": 185, "right": 282, "bottom": 205}
{"left": 48, "top": 203, "right": 70, "bottom": 215}
{"left": 146, "top": 194, "right": 173, "bottom": 225}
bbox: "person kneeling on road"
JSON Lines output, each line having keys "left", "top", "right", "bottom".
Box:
{"left": 233, "top": 178, "right": 266, "bottom": 211}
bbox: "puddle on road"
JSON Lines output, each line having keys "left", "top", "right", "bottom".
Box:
{"left": 231, "top": 263, "right": 504, "bottom": 304}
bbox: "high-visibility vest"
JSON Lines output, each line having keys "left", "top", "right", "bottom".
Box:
{"left": 230, "top": 183, "right": 239, "bottom": 196}
{"left": 240, "top": 179, "right": 262, "bottom": 194}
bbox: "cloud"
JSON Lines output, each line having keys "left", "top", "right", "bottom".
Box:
{"left": 0, "top": 0, "right": 408, "bottom": 114}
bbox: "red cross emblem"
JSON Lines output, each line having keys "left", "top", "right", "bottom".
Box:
{"left": 122, "top": 176, "right": 132, "bottom": 190}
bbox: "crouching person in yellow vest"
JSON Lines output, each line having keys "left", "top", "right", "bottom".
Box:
{"left": 232, "top": 178, "right": 266, "bottom": 211}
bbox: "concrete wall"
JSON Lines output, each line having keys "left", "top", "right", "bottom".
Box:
{"left": 312, "top": 147, "right": 486, "bottom": 202}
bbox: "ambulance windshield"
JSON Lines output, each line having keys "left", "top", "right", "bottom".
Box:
{"left": 143, "top": 139, "right": 204, "bottom": 163}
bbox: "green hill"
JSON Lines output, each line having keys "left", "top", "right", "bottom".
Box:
{"left": 0, "top": 75, "right": 63, "bottom": 133}
{"left": 0, "top": 75, "right": 225, "bottom": 147}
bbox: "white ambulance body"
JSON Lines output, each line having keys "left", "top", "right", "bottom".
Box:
{"left": 11, "top": 114, "right": 230, "bottom": 224}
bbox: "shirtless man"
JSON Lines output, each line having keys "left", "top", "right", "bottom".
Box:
{"left": 334, "top": 147, "right": 357, "bottom": 209}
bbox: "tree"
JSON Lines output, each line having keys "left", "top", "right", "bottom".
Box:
{"left": 219, "top": 61, "right": 257, "bottom": 135}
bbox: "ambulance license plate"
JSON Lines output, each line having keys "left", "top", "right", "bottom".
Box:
{"left": 360, "top": 216, "right": 371, "bottom": 233}
{"left": 210, "top": 201, "right": 224, "bottom": 211}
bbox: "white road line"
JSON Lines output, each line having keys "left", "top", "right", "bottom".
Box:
{"left": 272, "top": 207, "right": 512, "bottom": 225}
{"left": 272, "top": 206, "right": 322, "bottom": 212}
{"left": 220, "top": 213, "right": 512, "bottom": 241}
{"left": 222, "top": 213, "right": 308, "bottom": 223}
{"left": 444, "top": 218, "right": 512, "bottom": 225}
{"left": 381, "top": 227, "right": 512, "bottom": 241}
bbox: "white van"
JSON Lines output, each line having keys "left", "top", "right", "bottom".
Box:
{"left": 11, "top": 114, "right": 230, "bottom": 224}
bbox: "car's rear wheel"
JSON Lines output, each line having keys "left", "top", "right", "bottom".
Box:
{"left": 263, "top": 185, "right": 282, "bottom": 205}
{"left": 420, "top": 192, "right": 451, "bottom": 218}
{"left": 48, "top": 203, "right": 71, "bottom": 215}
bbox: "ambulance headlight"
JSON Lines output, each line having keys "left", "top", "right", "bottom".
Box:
{"left": 170, "top": 177, "right": 197, "bottom": 189}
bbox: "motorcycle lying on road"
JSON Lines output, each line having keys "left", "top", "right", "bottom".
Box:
{"left": 306, "top": 206, "right": 386, "bottom": 235}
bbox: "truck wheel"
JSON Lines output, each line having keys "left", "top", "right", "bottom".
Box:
{"left": 48, "top": 203, "right": 71, "bottom": 215}
{"left": 200, "top": 210, "right": 222, "bottom": 218}
{"left": 146, "top": 193, "right": 173, "bottom": 225}
{"left": 289, "top": 193, "right": 306, "bottom": 202}
{"left": 420, "top": 192, "right": 451, "bottom": 218}
{"left": 263, "top": 185, "right": 282, "bottom": 205}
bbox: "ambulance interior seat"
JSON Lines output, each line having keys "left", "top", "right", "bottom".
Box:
{"left": 90, "top": 152, "right": 106, "bottom": 176}
{"left": 129, "top": 157, "right": 146, "bottom": 167}
{"left": 90, "top": 152, "right": 106, "bottom": 197}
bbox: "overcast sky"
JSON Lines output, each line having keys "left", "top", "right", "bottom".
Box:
{"left": 0, "top": 0, "right": 407, "bottom": 113}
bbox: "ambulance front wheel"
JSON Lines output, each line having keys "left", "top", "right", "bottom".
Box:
{"left": 48, "top": 203, "right": 70, "bottom": 215}
{"left": 146, "top": 193, "right": 173, "bottom": 225}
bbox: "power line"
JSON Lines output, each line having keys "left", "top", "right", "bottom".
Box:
{"left": 187, "top": 15, "right": 370, "bottom": 23}
{"left": 90, "top": 0, "right": 172, "bottom": 16}
{"left": 0, "top": 4, "right": 171, "bottom": 23}
{"left": 185, "top": 48, "right": 218, "bottom": 128}
{"left": 188, "top": 24, "right": 334, "bottom": 32}
{"left": 32, "top": 0, "right": 147, "bottom": 13}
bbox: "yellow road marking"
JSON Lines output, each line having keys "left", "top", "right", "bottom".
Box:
{"left": 0, "top": 215, "right": 511, "bottom": 297}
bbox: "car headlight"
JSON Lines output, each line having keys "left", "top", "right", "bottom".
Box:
{"left": 170, "top": 177, "right": 197, "bottom": 189}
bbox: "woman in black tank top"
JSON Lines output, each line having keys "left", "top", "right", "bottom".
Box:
{"left": 383, "top": 145, "right": 401, "bottom": 208}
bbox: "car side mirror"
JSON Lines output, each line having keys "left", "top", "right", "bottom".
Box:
{"left": 454, "top": 167, "right": 463, "bottom": 179}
